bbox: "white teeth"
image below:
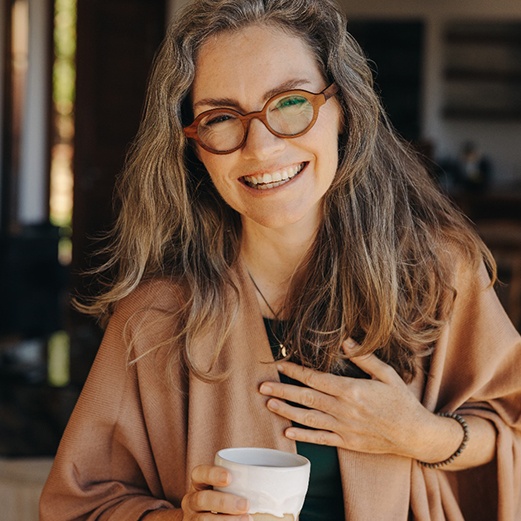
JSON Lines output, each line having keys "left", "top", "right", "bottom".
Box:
{"left": 243, "top": 163, "right": 305, "bottom": 188}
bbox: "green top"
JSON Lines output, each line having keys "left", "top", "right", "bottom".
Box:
{"left": 263, "top": 318, "right": 345, "bottom": 521}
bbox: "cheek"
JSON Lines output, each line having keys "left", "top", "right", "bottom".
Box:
{"left": 319, "top": 135, "right": 340, "bottom": 192}
{"left": 197, "top": 149, "right": 219, "bottom": 180}
{"left": 319, "top": 121, "right": 341, "bottom": 172}
{"left": 198, "top": 154, "right": 236, "bottom": 198}
{"left": 317, "top": 102, "right": 342, "bottom": 150}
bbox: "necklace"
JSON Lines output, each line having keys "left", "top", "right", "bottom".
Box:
{"left": 248, "top": 271, "right": 288, "bottom": 358}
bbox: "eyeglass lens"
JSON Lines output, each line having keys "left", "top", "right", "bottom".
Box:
{"left": 197, "top": 91, "right": 316, "bottom": 153}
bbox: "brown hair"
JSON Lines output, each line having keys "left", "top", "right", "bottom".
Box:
{"left": 80, "top": 0, "right": 495, "bottom": 382}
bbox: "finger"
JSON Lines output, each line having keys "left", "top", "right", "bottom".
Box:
{"left": 345, "top": 351, "right": 401, "bottom": 384}
{"left": 275, "top": 362, "right": 340, "bottom": 395}
{"left": 186, "top": 488, "right": 250, "bottom": 515}
{"left": 203, "top": 516, "right": 252, "bottom": 521}
{"left": 191, "top": 464, "right": 230, "bottom": 491}
{"left": 259, "top": 381, "right": 333, "bottom": 412}
{"left": 266, "top": 397, "right": 336, "bottom": 431}
{"left": 341, "top": 337, "right": 361, "bottom": 354}
{"left": 183, "top": 501, "right": 252, "bottom": 520}
{"left": 284, "top": 426, "right": 343, "bottom": 447}
{"left": 186, "top": 513, "right": 252, "bottom": 521}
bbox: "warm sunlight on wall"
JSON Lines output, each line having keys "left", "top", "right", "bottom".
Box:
{"left": 49, "top": 0, "right": 76, "bottom": 266}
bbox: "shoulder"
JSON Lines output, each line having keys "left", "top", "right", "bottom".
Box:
{"left": 437, "top": 234, "right": 493, "bottom": 286}
{"left": 436, "top": 240, "right": 509, "bottom": 339}
{"left": 113, "top": 277, "right": 186, "bottom": 320}
{"left": 105, "top": 278, "right": 187, "bottom": 356}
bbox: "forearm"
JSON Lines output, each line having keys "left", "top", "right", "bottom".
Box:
{"left": 414, "top": 413, "right": 497, "bottom": 471}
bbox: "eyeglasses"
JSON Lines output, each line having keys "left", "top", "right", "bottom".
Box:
{"left": 183, "top": 83, "right": 339, "bottom": 155}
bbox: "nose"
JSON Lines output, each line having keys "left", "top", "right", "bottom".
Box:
{"left": 241, "top": 118, "right": 286, "bottom": 159}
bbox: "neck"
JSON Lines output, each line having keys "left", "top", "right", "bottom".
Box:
{"left": 240, "top": 218, "right": 318, "bottom": 318}
{"left": 241, "top": 219, "right": 315, "bottom": 278}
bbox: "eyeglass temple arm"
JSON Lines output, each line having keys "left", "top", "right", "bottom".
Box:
{"left": 324, "top": 83, "right": 339, "bottom": 100}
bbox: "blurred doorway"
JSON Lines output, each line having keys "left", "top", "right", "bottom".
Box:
{"left": 0, "top": 0, "right": 166, "bottom": 458}
{"left": 70, "top": 0, "right": 166, "bottom": 385}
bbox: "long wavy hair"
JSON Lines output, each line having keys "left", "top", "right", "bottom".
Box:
{"left": 81, "top": 0, "right": 495, "bottom": 382}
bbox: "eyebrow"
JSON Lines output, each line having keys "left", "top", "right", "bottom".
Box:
{"left": 193, "top": 78, "right": 314, "bottom": 112}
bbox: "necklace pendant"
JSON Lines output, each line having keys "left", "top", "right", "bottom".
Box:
{"left": 279, "top": 344, "right": 287, "bottom": 358}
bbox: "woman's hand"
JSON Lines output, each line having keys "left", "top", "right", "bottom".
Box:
{"left": 259, "top": 339, "right": 444, "bottom": 461}
{"left": 180, "top": 465, "right": 252, "bottom": 520}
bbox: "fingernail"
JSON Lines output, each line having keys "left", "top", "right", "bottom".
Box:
{"left": 345, "top": 338, "right": 356, "bottom": 348}
{"left": 236, "top": 498, "right": 249, "bottom": 511}
{"left": 268, "top": 399, "right": 279, "bottom": 410}
{"left": 286, "top": 429, "right": 296, "bottom": 439}
{"left": 276, "top": 363, "right": 284, "bottom": 372}
{"left": 219, "top": 470, "right": 229, "bottom": 484}
{"left": 259, "top": 383, "right": 272, "bottom": 394}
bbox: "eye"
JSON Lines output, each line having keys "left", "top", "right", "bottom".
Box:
{"left": 273, "top": 95, "right": 309, "bottom": 111}
{"left": 203, "top": 112, "right": 237, "bottom": 127}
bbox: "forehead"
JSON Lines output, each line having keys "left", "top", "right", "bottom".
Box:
{"left": 191, "top": 24, "right": 324, "bottom": 105}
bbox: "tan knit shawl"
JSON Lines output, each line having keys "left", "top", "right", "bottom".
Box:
{"left": 40, "top": 260, "right": 521, "bottom": 520}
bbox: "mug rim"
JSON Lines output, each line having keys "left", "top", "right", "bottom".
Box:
{"left": 216, "top": 447, "right": 310, "bottom": 469}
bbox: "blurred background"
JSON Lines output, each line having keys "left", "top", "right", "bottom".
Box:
{"left": 0, "top": 0, "right": 520, "bottom": 518}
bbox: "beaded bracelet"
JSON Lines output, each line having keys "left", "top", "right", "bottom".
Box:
{"left": 419, "top": 412, "right": 469, "bottom": 469}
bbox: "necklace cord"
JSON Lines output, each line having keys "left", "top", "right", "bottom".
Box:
{"left": 247, "top": 271, "right": 288, "bottom": 358}
{"left": 247, "top": 271, "right": 281, "bottom": 320}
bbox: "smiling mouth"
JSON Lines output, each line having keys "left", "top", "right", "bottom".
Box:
{"left": 241, "top": 162, "right": 306, "bottom": 190}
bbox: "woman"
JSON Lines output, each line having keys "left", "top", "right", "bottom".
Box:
{"left": 40, "top": 0, "right": 521, "bottom": 519}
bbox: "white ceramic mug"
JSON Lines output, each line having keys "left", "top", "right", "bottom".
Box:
{"left": 214, "top": 447, "right": 311, "bottom": 520}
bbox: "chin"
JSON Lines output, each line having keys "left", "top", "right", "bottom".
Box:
{"left": 242, "top": 206, "right": 320, "bottom": 232}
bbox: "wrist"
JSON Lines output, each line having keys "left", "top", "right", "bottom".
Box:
{"left": 417, "top": 412, "right": 469, "bottom": 467}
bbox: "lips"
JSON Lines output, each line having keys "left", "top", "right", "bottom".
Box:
{"left": 241, "top": 162, "right": 306, "bottom": 190}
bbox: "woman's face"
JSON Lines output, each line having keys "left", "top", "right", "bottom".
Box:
{"left": 191, "top": 24, "right": 342, "bottom": 232}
